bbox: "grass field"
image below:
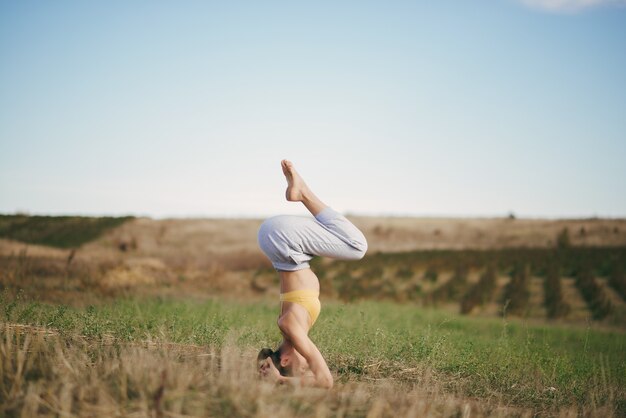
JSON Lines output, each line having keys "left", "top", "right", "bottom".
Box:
{"left": 1, "top": 215, "right": 625, "bottom": 416}
{"left": 1, "top": 294, "right": 624, "bottom": 417}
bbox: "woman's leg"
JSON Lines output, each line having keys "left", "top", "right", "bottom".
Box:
{"left": 282, "top": 159, "right": 367, "bottom": 255}
{"left": 281, "top": 159, "right": 327, "bottom": 216}
{"left": 257, "top": 160, "right": 367, "bottom": 272}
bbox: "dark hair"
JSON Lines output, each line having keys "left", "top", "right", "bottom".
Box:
{"left": 257, "top": 347, "right": 291, "bottom": 376}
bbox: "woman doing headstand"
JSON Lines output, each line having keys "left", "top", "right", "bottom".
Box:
{"left": 257, "top": 159, "right": 368, "bottom": 388}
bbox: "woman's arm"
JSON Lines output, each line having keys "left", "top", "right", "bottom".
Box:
{"left": 274, "top": 314, "right": 333, "bottom": 389}
{"left": 287, "top": 325, "right": 333, "bottom": 388}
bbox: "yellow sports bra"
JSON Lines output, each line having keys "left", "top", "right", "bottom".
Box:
{"left": 280, "top": 289, "right": 321, "bottom": 327}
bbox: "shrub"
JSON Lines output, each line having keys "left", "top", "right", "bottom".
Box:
{"left": 609, "top": 263, "right": 626, "bottom": 301}
{"left": 543, "top": 264, "right": 570, "bottom": 319}
{"left": 556, "top": 228, "right": 571, "bottom": 250}
{"left": 0, "top": 214, "right": 133, "bottom": 248}
{"left": 395, "top": 267, "right": 414, "bottom": 280}
{"left": 460, "top": 265, "right": 497, "bottom": 314}
{"left": 502, "top": 264, "right": 530, "bottom": 316}
{"left": 431, "top": 264, "right": 468, "bottom": 304}
{"left": 575, "top": 265, "right": 612, "bottom": 320}
{"left": 423, "top": 267, "right": 438, "bottom": 283}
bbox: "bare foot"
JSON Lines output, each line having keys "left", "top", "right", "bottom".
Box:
{"left": 281, "top": 159, "right": 309, "bottom": 202}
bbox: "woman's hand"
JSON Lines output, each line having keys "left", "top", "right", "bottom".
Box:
{"left": 259, "top": 358, "right": 282, "bottom": 383}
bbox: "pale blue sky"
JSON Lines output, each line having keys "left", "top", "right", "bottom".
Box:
{"left": 1, "top": 1, "right": 625, "bottom": 218}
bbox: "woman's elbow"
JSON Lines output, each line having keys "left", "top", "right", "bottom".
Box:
{"left": 320, "top": 374, "right": 333, "bottom": 389}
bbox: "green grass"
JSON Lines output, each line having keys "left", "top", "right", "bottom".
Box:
{"left": 0, "top": 214, "right": 133, "bottom": 248}
{"left": 2, "top": 293, "right": 624, "bottom": 412}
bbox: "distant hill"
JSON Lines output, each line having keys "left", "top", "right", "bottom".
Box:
{"left": 1, "top": 214, "right": 625, "bottom": 325}
{"left": 0, "top": 214, "right": 133, "bottom": 248}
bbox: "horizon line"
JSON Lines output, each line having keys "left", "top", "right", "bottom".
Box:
{"left": 2, "top": 210, "right": 625, "bottom": 221}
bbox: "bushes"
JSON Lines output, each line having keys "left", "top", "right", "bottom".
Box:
{"left": 423, "top": 267, "right": 438, "bottom": 283}
{"left": 317, "top": 246, "right": 624, "bottom": 321}
{"left": 543, "top": 264, "right": 570, "bottom": 319}
{"left": 431, "top": 264, "right": 468, "bottom": 304}
{"left": 609, "top": 263, "right": 626, "bottom": 301}
{"left": 502, "top": 264, "right": 530, "bottom": 316}
{"left": 327, "top": 247, "right": 626, "bottom": 286}
{"left": 395, "top": 267, "right": 414, "bottom": 280}
{"left": 0, "top": 214, "right": 133, "bottom": 248}
{"left": 460, "top": 265, "right": 496, "bottom": 314}
{"left": 575, "top": 265, "right": 612, "bottom": 320}
{"left": 556, "top": 228, "right": 571, "bottom": 249}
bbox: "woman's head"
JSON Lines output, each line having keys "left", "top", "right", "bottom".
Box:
{"left": 257, "top": 347, "right": 290, "bottom": 376}
{"left": 257, "top": 343, "right": 309, "bottom": 376}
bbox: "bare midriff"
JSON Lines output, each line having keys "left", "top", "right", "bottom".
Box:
{"left": 278, "top": 268, "right": 320, "bottom": 293}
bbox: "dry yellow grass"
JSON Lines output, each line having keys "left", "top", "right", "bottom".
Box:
{"left": 2, "top": 322, "right": 598, "bottom": 418}
{"left": 351, "top": 216, "right": 626, "bottom": 252}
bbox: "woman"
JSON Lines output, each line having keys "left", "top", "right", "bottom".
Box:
{"left": 257, "top": 159, "right": 368, "bottom": 388}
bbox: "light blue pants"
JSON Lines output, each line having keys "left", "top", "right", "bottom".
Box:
{"left": 257, "top": 207, "right": 368, "bottom": 271}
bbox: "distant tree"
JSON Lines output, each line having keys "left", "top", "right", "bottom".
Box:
{"left": 609, "top": 263, "right": 626, "bottom": 301}
{"left": 423, "top": 267, "right": 438, "bottom": 282}
{"left": 544, "top": 263, "right": 570, "bottom": 319}
{"left": 432, "top": 264, "right": 468, "bottom": 303}
{"left": 575, "top": 265, "right": 612, "bottom": 320}
{"left": 556, "top": 228, "right": 571, "bottom": 249}
{"left": 461, "top": 264, "right": 497, "bottom": 314}
{"left": 395, "top": 267, "right": 413, "bottom": 280}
